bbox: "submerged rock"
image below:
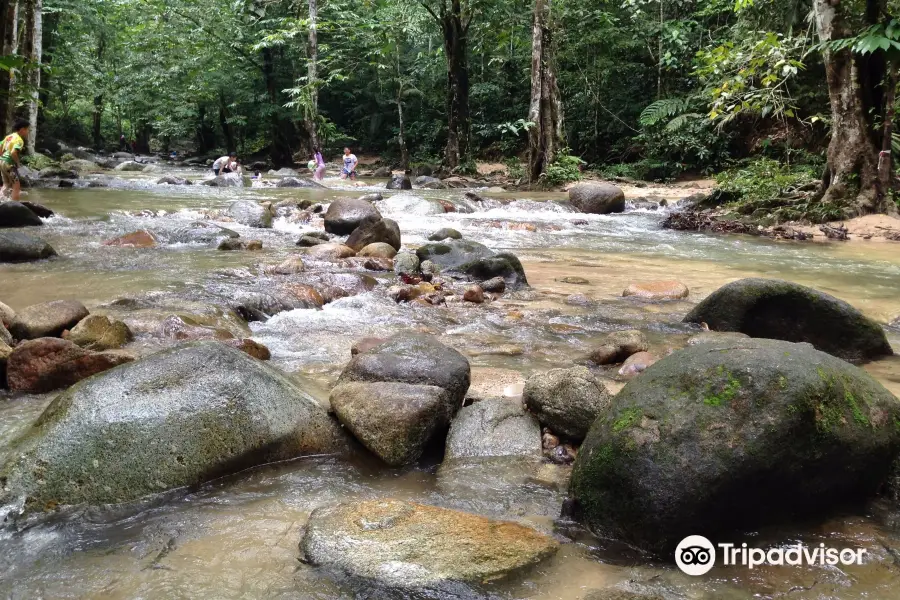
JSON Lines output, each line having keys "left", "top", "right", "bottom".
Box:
{"left": 569, "top": 338, "right": 900, "bottom": 556}
{"left": 568, "top": 183, "right": 626, "bottom": 214}
{"left": 217, "top": 238, "right": 263, "bottom": 251}
{"left": 168, "top": 222, "right": 239, "bottom": 245}
{"left": 299, "top": 499, "right": 558, "bottom": 595}
{"left": 524, "top": 366, "right": 611, "bottom": 441}
{"left": 0, "top": 201, "right": 44, "bottom": 228}
{"left": 276, "top": 177, "right": 324, "bottom": 188}
{"left": 684, "top": 278, "right": 893, "bottom": 362}
{"left": 445, "top": 398, "right": 542, "bottom": 460}
{"left": 6, "top": 338, "right": 134, "bottom": 393}
{"left": 324, "top": 197, "right": 381, "bottom": 235}
{"left": 623, "top": 281, "right": 689, "bottom": 301}
{"left": 589, "top": 330, "right": 649, "bottom": 365}
{"left": 0, "top": 342, "right": 349, "bottom": 512}
{"left": 113, "top": 160, "right": 146, "bottom": 172}
{"left": 296, "top": 234, "right": 329, "bottom": 247}
{"left": 9, "top": 300, "right": 89, "bottom": 340}
{"left": 416, "top": 240, "right": 495, "bottom": 269}
{"left": 0, "top": 231, "right": 57, "bottom": 262}
{"left": 227, "top": 200, "right": 273, "bottom": 228}
{"left": 157, "top": 175, "right": 192, "bottom": 185}
{"left": 378, "top": 193, "right": 445, "bottom": 216}
{"left": 103, "top": 230, "right": 157, "bottom": 248}
{"left": 63, "top": 314, "right": 133, "bottom": 351}
{"left": 345, "top": 218, "right": 401, "bottom": 252}
{"left": 330, "top": 381, "right": 454, "bottom": 466}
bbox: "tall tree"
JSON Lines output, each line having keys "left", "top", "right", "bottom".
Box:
{"left": 1, "top": 0, "right": 19, "bottom": 133}
{"left": 24, "top": 0, "right": 40, "bottom": 152}
{"left": 305, "top": 0, "right": 319, "bottom": 150}
{"left": 813, "top": 0, "right": 895, "bottom": 214}
{"left": 419, "top": 0, "right": 472, "bottom": 169}
{"left": 526, "top": 0, "right": 563, "bottom": 182}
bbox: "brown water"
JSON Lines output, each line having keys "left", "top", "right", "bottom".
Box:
{"left": 2, "top": 169, "right": 900, "bottom": 599}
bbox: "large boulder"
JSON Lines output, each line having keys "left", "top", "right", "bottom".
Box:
{"left": 386, "top": 174, "right": 413, "bottom": 190}
{"left": 569, "top": 338, "right": 900, "bottom": 557}
{"left": 0, "top": 342, "right": 350, "bottom": 513}
{"left": 63, "top": 314, "right": 133, "bottom": 351}
{"left": 330, "top": 381, "right": 455, "bottom": 466}
{"left": 524, "top": 366, "right": 612, "bottom": 441}
{"left": 201, "top": 173, "right": 245, "bottom": 187}
{"left": 62, "top": 159, "right": 102, "bottom": 173}
{"left": 345, "top": 218, "right": 401, "bottom": 252}
{"left": 0, "top": 231, "right": 57, "bottom": 262}
{"left": 9, "top": 300, "right": 89, "bottom": 340}
{"left": 453, "top": 252, "right": 529, "bottom": 291}
{"left": 324, "top": 197, "right": 381, "bottom": 235}
{"left": 275, "top": 177, "right": 324, "bottom": 188}
{"left": 378, "top": 193, "right": 445, "bottom": 216}
{"left": 38, "top": 167, "right": 78, "bottom": 179}
{"left": 569, "top": 183, "right": 626, "bottom": 214}
{"left": 393, "top": 251, "right": 420, "bottom": 275}
{"left": 299, "top": 499, "right": 558, "bottom": 596}
{"left": 415, "top": 175, "right": 447, "bottom": 189}
{"left": 6, "top": 338, "right": 134, "bottom": 393}
{"left": 445, "top": 398, "right": 542, "bottom": 460}
{"left": 416, "top": 240, "right": 495, "bottom": 270}
{"left": 113, "top": 160, "right": 146, "bottom": 172}
{"left": 357, "top": 242, "right": 397, "bottom": 259}
{"left": 227, "top": 200, "right": 273, "bottom": 228}
{"left": 0, "top": 201, "right": 43, "bottom": 228}
{"left": 338, "top": 333, "right": 471, "bottom": 407}
{"left": 683, "top": 278, "right": 892, "bottom": 362}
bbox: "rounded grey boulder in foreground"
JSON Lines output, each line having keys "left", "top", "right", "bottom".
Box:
{"left": 524, "top": 366, "right": 612, "bottom": 441}
{"left": 0, "top": 201, "right": 43, "bottom": 228}
{"left": 10, "top": 299, "right": 89, "bottom": 340}
{"left": 338, "top": 333, "right": 471, "bottom": 406}
{"left": 569, "top": 338, "right": 900, "bottom": 557}
{"left": 324, "top": 197, "right": 382, "bottom": 235}
{"left": 0, "top": 231, "right": 57, "bottom": 263}
{"left": 0, "top": 342, "right": 349, "bottom": 513}
{"left": 568, "top": 183, "right": 626, "bottom": 214}
{"left": 683, "top": 278, "right": 892, "bottom": 362}
{"left": 299, "top": 499, "right": 558, "bottom": 595}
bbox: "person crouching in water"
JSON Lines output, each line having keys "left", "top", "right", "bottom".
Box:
{"left": 0, "top": 118, "right": 29, "bottom": 201}
{"left": 212, "top": 152, "right": 237, "bottom": 176}
{"left": 340, "top": 147, "right": 358, "bottom": 180}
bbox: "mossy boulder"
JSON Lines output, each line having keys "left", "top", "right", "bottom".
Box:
{"left": 569, "top": 338, "right": 900, "bottom": 557}
{"left": 416, "top": 240, "right": 494, "bottom": 269}
{"left": 0, "top": 342, "right": 350, "bottom": 514}
{"left": 416, "top": 240, "right": 529, "bottom": 290}
{"left": 684, "top": 278, "right": 892, "bottom": 362}
{"left": 524, "top": 366, "right": 612, "bottom": 441}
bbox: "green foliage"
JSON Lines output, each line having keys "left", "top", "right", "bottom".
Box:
{"left": 544, "top": 152, "right": 584, "bottom": 186}
{"left": 23, "top": 153, "right": 58, "bottom": 170}
{"left": 716, "top": 158, "right": 818, "bottom": 202}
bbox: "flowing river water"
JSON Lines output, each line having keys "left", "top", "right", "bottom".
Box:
{"left": 2, "top": 167, "right": 900, "bottom": 599}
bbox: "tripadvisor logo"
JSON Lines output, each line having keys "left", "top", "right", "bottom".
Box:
{"left": 675, "top": 535, "right": 867, "bottom": 576}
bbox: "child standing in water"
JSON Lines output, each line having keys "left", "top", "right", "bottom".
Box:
{"left": 0, "top": 118, "right": 29, "bottom": 201}
{"left": 340, "top": 147, "right": 358, "bottom": 180}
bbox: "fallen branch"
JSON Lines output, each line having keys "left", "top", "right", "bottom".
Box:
{"left": 819, "top": 223, "right": 849, "bottom": 241}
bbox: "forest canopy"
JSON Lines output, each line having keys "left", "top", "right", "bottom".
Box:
{"left": 1, "top": 0, "right": 899, "bottom": 214}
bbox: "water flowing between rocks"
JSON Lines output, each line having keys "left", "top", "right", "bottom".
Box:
{"left": 2, "top": 168, "right": 900, "bottom": 599}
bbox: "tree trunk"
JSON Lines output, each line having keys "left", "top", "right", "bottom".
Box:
{"left": 814, "top": 0, "right": 893, "bottom": 214}
{"left": 440, "top": 1, "right": 469, "bottom": 170}
{"left": 262, "top": 47, "right": 292, "bottom": 165}
{"left": 218, "top": 93, "right": 235, "bottom": 151}
{"left": 878, "top": 62, "right": 898, "bottom": 202}
{"left": 396, "top": 46, "right": 409, "bottom": 171}
{"left": 23, "top": 0, "right": 39, "bottom": 153}
{"left": 91, "top": 33, "right": 104, "bottom": 149}
{"left": 527, "top": 0, "right": 564, "bottom": 183}
{"left": 305, "top": 0, "right": 319, "bottom": 150}
{"left": 1, "top": 0, "right": 18, "bottom": 133}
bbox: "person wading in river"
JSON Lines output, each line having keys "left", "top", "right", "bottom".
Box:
{"left": 313, "top": 147, "right": 326, "bottom": 181}
{"left": 0, "top": 118, "right": 30, "bottom": 202}
{"left": 340, "top": 147, "right": 358, "bottom": 180}
{"left": 212, "top": 152, "right": 237, "bottom": 176}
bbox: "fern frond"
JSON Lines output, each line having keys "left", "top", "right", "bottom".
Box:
{"left": 665, "top": 113, "right": 704, "bottom": 132}
{"left": 639, "top": 98, "right": 689, "bottom": 127}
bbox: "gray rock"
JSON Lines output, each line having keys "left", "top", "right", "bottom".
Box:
{"left": 0, "top": 201, "right": 43, "bottom": 228}
{"left": 0, "top": 321, "right": 12, "bottom": 346}
{"left": 62, "top": 159, "right": 101, "bottom": 173}
{"left": 0, "top": 231, "right": 57, "bottom": 262}
{"left": 20, "top": 201, "right": 54, "bottom": 218}
{"left": 0, "top": 300, "right": 15, "bottom": 327}
{"left": 415, "top": 175, "right": 447, "bottom": 189}
{"left": 330, "top": 381, "right": 454, "bottom": 466}
{"left": 168, "top": 222, "right": 239, "bottom": 244}
{"left": 416, "top": 240, "right": 495, "bottom": 270}
{"left": 273, "top": 167, "right": 299, "bottom": 177}
{"left": 157, "top": 175, "right": 192, "bottom": 185}
{"left": 378, "top": 193, "right": 445, "bottom": 216}
{"left": 372, "top": 166, "right": 392, "bottom": 177}
{"left": 9, "top": 300, "right": 89, "bottom": 340}
{"left": 0, "top": 342, "right": 350, "bottom": 513}
{"left": 338, "top": 333, "right": 471, "bottom": 407}
{"left": 299, "top": 499, "right": 558, "bottom": 596}
{"left": 589, "top": 330, "right": 649, "bottom": 365}
{"left": 481, "top": 277, "right": 506, "bottom": 293}
{"left": 427, "top": 228, "right": 462, "bottom": 241}
{"left": 524, "top": 366, "right": 611, "bottom": 441}
{"left": 324, "top": 198, "right": 382, "bottom": 235}
{"left": 569, "top": 338, "right": 900, "bottom": 556}
{"left": 38, "top": 167, "right": 78, "bottom": 179}
{"left": 358, "top": 192, "right": 383, "bottom": 203}
{"left": 275, "top": 177, "right": 324, "bottom": 188}
{"left": 64, "top": 314, "right": 133, "bottom": 351}
{"left": 453, "top": 252, "right": 529, "bottom": 291}
{"left": 201, "top": 173, "right": 245, "bottom": 187}
{"left": 386, "top": 174, "right": 412, "bottom": 190}
{"left": 113, "top": 160, "right": 146, "bottom": 172}
{"left": 297, "top": 234, "right": 329, "bottom": 247}
{"left": 345, "top": 218, "right": 401, "bottom": 252}
{"left": 393, "top": 252, "right": 420, "bottom": 275}
{"left": 445, "top": 398, "right": 542, "bottom": 460}
{"left": 686, "top": 331, "right": 750, "bottom": 346}
{"left": 684, "top": 278, "right": 893, "bottom": 362}
{"left": 569, "top": 183, "right": 626, "bottom": 214}
{"left": 227, "top": 200, "right": 272, "bottom": 228}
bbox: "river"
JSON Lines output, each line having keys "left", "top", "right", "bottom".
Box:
{"left": 1, "top": 167, "right": 900, "bottom": 599}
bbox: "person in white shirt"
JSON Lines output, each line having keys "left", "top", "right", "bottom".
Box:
{"left": 340, "top": 147, "right": 358, "bottom": 180}
{"left": 212, "top": 152, "right": 237, "bottom": 176}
